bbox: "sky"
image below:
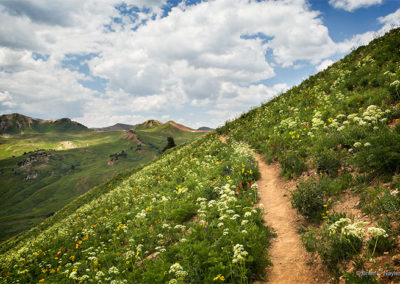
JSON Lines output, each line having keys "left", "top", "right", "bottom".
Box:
{"left": 0, "top": 0, "right": 399, "bottom": 129}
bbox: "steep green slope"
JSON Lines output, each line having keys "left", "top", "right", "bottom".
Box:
{"left": 217, "top": 28, "right": 400, "bottom": 281}
{"left": 0, "top": 134, "right": 272, "bottom": 283}
{"left": 0, "top": 124, "right": 204, "bottom": 241}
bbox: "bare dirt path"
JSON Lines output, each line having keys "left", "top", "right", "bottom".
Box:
{"left": 218, "top": 136, "right": 326, "bottom": 283}
{"left": 254, "top": 153, "right": 326, "bottom": 284}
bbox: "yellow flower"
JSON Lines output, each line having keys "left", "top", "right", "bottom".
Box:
{"left": 94, "top": 260, "right": 98, "bottom": 266}
{"left": 42, "top": 269, "right": 47, "bottom": 274}
{"left": 69, "top": 255, "right": 75, "bottom": 261}
{"left": 39, "top": 279, "right": 45, "bottom": 283}
{"left": 126, "top": 261, "right": 130, "bottom": 265}
{"left": 213, "top": 274, "right": 225, "bottom": 281}
{"left": 49, "top": 269, "right": 55, "bottom": 273}
{"left": 226, "top": 176, "right": 230, "bottom": 180}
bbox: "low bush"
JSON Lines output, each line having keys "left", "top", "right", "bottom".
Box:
{"left": 291, "top": 177, "right": 328, "bottom": 223}
{"left": 360, "top": 186, "right": 400, "bottom": 217}
{"left": 279, "top": 151, "right": 307, "bottom": 178}
{"left": 316, "top": 149, "right": 342, "bottom": 177}
{"left": 355, "top": 128, "right": 400, "bottom": 176}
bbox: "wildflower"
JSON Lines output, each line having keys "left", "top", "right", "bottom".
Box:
{"left": 108, "top": 266, "right": 119, "bottom": 274}
{"left": 95, "top": 271, "right": 105, "bottom": 280}
{"left": 244, "top": 212, "right": 252, "bottom": 218}
{"left": 69, "top": 271, "right": 78, "bottom": 280}
{"left": 368, "top": 227, "right": 388, "bottom": 238}
{"left": 353, "top": 142, "right": 362, "bottom": 148}
{"left": 39, "top": 279, "right": 45, "bottom": 283}
{"left": 169, "top": 263, "right": 188, "bottom": 280}
{"left": 213, "top": 274, "right": 225, "bottom": 281}
{"left": 232, "top": 244, "right": 248, "bottom": 264}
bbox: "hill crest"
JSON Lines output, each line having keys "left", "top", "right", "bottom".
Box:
{"left": 0, "top": 113, "right": 87, "bottom": 134}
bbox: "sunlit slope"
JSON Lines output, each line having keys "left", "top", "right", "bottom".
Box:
{"left": 0, "top": 125, "right": 204, "bottom": 241}
{"left": 217, "top": 28, "right": 400, "bottom": 280}
{"left": 0, "top": 134, "right": 272, "bottom": 283}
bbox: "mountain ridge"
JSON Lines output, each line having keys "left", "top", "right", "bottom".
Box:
{"left": 0, "top": 113, "right": 87, "bottom": 134}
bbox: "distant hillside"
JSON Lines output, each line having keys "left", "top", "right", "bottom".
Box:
{"left": 0, "top": 116, "right": 206, "bottom": 241}
{"left": 197, "top": 126, "right": 213, "bottom": 131}
{"left": 131, "top": 119, "right": 163, "bottom": 131}
{"left": 0, "top": 113, "right": 87, "bottom": 134}
{"left": 92, "top": 123, "right": 133, "bottom": 131}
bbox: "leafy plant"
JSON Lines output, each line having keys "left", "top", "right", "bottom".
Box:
{"left": 291, "top": 177, "right": 328, "bottom": 223}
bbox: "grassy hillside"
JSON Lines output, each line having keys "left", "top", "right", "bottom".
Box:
{"left": 217, "top": 28, "right": 400, "bottom": 281}
{"left": 1, "top": 27, "right": 400, "bottom": 284}
{"left": 0, "top": 123, "right": 204, "bottom": 241}
{"left": 0, "top": 134, "right": 272, "bottom": 283}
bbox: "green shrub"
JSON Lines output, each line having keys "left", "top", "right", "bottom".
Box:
{"left": 388, "top": 80, "right": 400, "bottom": 102}
{"left": 316, "top": 149, "right": 342, "bottom": 177}
{"left": 302, "top": 216, "right": 364, "bottom": 276}
{"left": 367, "top": 236, "right": 395, "bottom": 254}
{"left": 279, "top": 151, "right": 307, "bottom": 178}
{"left": 360, "top": 186, "right": 400, "bottom": 216}
{"left": 291, "top": 177, "right": 327, "bottom": 222}
{"left": 355, "top": 128, "right": 400, "bottom": 176}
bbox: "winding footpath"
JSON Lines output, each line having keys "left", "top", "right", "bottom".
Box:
{"left": 254, "top": 153, "right": 325, "bottom": 283}
{"left": 220, "top": 136, "right": 326, "bottom": 283}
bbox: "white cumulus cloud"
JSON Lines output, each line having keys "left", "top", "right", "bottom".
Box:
{"left": 329, "top": 0, "right": 382, "bottom": 12}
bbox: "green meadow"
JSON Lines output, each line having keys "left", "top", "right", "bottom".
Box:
{"left": 0, "top": 123, "right": 204, "bottom": 241}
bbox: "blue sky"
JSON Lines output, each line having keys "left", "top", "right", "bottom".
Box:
{"left": 0, "top": 0, "right": 399, "bottom": 128}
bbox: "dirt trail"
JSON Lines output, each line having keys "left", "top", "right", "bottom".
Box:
{"left": 254, "top": 153, "right": 325, "bottom": 284}
{"left": 218, "top": 136, "right": 326, "bottom": 283}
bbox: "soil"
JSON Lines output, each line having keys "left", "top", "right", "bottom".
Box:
{"left": 254, "top": 153, "right": 328, "bottom": 283}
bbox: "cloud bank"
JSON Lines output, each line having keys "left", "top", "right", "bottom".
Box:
{"left": 0, "top": 0, "right": 398, "bottom": 128}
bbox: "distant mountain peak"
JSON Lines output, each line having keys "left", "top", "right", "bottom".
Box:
{"left": 0, "top": 113, "right": 87, "bottom": 134}
{"left": 142, "top": 119, "right": 163, "bottom": 128}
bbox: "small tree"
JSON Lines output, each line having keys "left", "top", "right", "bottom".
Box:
{"left": 162, "top": 136, "right": 176, "bottom": 153}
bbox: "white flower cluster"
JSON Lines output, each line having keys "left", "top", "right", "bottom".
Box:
{"left": 232, "top": 244, "right": 248, "bottom": 264}
{"left": 368, "top": 227, "right": 388, "bottom": 238}
{"left": 328, "top": 218, "right": 389, "bottom": 240}
{"left": 108, "top": 266, "right": 119, "bottom": 275}
{"left": 169, "top": 263, "right": 188, "bottom": 281}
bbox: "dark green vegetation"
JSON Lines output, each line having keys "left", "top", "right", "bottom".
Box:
{"left": 217, "top": 28, "right": 400, "bottom": 281}
{"left": 162, "top": 137, "right": 177, "bottom": 152}
{"left": 0, "top": 119, "right": 204, "bottom": 241}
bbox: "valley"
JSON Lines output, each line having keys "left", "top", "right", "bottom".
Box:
{"left": 0, "top": 116, "right": 205, "bottom": 241}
